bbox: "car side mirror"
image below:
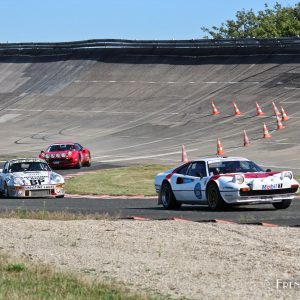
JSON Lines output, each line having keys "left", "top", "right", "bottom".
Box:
{"left": 266, "top": 168, "right": 272, "bottom": 172}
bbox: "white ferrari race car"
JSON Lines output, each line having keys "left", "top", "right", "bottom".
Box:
{"left": 155, "top": 157, "right": 299, "bottom": 210}
{"left": 0, "top": 158, "right": 65, "bottom": 198}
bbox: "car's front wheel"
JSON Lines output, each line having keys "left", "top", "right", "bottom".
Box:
{"left": 160, "top": 181, "right": 181, "bottom": 210}
{"left": 3, "top": 184, "right": 10, "bottom": 199}
{"left": 206, "top": 183, "right": 226, "bottom": 210}
{"left": 272, "top": 199, "right": 292, "bottom": 209}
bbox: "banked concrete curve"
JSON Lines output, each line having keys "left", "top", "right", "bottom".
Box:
{"left": 0, "top": 49, "right": 299, "bottom": 171}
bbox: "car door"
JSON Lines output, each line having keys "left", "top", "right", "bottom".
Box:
{"left": 172, "top": 161, "right": 207, "bottom": 202}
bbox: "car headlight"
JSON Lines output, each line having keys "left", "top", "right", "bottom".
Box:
{"left": 56, "top": 153, "right": 61, "bottom": 158}
{"left": 61, "top": 153, "right": 66, "bottom": 158}
{"left": 282, "top": 171, "right": 293, "bottom": 180}
{"left": 68, "top": 151, "right": 72, "bottom": 156}
{"left": 13, "top": 177, "right": 24, "bottom": 186}
{"left": 51, "top": 154, "right": 55, "bottom": 158}
{"left": 45, "top": 154, "right": 50, "bottom": 159}
{"left": 234, "top": 174, "right": 244, "bottom": 184}
{"left": 51, "top": 173, "right": 63, "bottom": 183}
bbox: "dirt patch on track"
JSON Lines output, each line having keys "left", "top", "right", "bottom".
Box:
{"left": 0, "top": 219, "right": 299, "bottom": 299}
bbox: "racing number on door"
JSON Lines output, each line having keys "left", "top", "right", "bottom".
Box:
{"left": 30, "top": 179, "right": 45, "bottom": 185}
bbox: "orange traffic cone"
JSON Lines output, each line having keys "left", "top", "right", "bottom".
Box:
{"left": 216, "top": 138, "right": 225, "bottom": 155}
{"left": 272, "top": 102, "right": 280, "bottom": 116}
{"left": 181, "top": 145, "right": 188, "bottom": 162}
{"left": 280, "top": 106, "right": 289, "bottom": 121}
{"left": 243, "top": 130, "right": 250, "bottom": 146}
{"left": 211, "top": 101, "right": 220, "bottom": 115}
{"left": 232, "top": 102, "right": 241, "bottom": 116}
{"left": 255, "top": 102, "right": 264, "bottom": 116}
{"left": 263, "top": 123, "right": 272, "bottom": 138}
{"left": 276, "top": 115, "right": 284, "bottom": 130}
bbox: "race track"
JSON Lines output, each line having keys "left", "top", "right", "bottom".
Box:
{"left": 0, "top": 51, "right": 299, "bottom": 171}
{"left": 0, "top": 48, "right": 299, "bottom": 225}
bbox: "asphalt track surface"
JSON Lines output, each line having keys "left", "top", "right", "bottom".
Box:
{"left": 0, "top": 195, "right": 299, "bottom": 227}
{"left": 0, "top": 50, "right": 299, "bottom": 226}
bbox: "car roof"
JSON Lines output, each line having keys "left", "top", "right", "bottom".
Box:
{"left": 49, "top": 142, "right": 75, "bottom": 145}
{"left": 192, "top": 157, "right": 250, "bottom": 163}
{"left": 7, "top": 158, "right": 46, "bottom": 164}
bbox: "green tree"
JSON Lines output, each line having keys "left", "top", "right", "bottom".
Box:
{"left": 201, "top": 2, "right": 300, "bottom": 39}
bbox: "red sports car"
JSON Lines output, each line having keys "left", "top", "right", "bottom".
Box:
{"left": 39, "top": 142, "right": 91, "bottom": 169}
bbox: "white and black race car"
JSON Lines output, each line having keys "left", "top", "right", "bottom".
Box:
{"left": 0, "top": 158, "right": 65, "bottom": 198}
{"left": 155, "top": 157, "right": 299, "bottom": 210}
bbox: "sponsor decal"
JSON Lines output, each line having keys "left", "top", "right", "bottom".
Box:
{"left": 194, "top": 182, "right": 202, "bottom": 199}
{"left": 262, "top": 183, "right": 283, "bottom": 190}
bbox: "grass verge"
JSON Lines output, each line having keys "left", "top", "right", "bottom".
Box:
{"left": 65, "top": 164, "right": 172, "bottom": 196}
{"left": 0, "top": 254, "right": 155, "bottom": 300}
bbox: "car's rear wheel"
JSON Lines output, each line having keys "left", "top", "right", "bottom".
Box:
{"left": 56, "top": 195, "right": 65, "bottom": 198}
{"left": 207, "top": 183, "right": 226, "bottom": 210}
{"left": 160, "top": 181, "right": 181, "bottom": 210}
{"left": 75, "top": 155, "right": 82, "bottom": 169}
{"left": 272, "top": 199, "right": 292, "bottom": 209}
{"left": 85, "top": 153, "right": 91, "bottom": 167}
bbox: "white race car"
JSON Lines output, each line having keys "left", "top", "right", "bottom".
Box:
{"left": 155, "top": 157, "right": 299, "bottom": 210}
{"left": 0, "top": 158, "right": 65, "bottom": 198}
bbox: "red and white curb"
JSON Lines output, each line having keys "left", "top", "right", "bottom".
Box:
{"left": 122, "top": 217, "right": 283, "bottom": 227}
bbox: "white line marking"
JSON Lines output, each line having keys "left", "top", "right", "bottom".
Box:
{"left": 0, "top": 114, "right": 20, "bottom": 123}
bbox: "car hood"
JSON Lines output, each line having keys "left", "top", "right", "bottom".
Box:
{"left": 12, "top": 171, "right": 52, "bottom": 185}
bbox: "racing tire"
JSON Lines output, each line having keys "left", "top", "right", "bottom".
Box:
{"left": 3, "top": 184, "right": 10, "bottom": 199}
{"left": 56, "top": 195, "right": 65, "bottom": 198}
{"left": 206, "top": 183, "right": 227, "bottom": 211}
{"left": 85, "top": 153, "right": 91, "bottom": 167}
{"left": 75, "top": 155, "right": 82, "bottom": 169}
{"left": 272, "top": 199, "right": 292, "bottom": 209}
{"left": 160, "top": 181, "right": 181, "bottom": 210}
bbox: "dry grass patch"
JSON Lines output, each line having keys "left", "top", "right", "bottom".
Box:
{"left": 0, "top": 209, "right": 118, "bottom": 221}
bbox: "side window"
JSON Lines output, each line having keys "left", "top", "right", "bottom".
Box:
{"left": 176, "top": 163, "right": 190, "bottom": 175}
{"left": 75, "top": 143, "right": 82, "bottom": 151}
{"left": 3, "top": 162, "right": 9, "bottom": 173}
{"left": 187, "top": 162, "right": 207, "bottom": 177}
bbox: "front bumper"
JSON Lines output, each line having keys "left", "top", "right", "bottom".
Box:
{"left": 8, "top": 184, "right": 65, "bottom": 198}
{"left": 221, "top": 189, "right": 296, "bottom": 204}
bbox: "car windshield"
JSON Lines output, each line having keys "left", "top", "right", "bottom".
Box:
{"left": 208, "top": 160, "right": 264, "bottom": 175}
{"left": 47, "top": 144, "right": 74, "bottom": 152}
{"left": 9, "top": 162, "right": 51, "bottom": 172}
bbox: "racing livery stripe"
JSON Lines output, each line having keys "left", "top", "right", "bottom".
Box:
{"left": 211, "top": 172, "right": 279, "bottom": 180}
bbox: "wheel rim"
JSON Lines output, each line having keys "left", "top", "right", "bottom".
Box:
{"left": 208, "top": 189, "right": 218, "bottom": 209}
{"left": 161, "top": 186, "right": 170, "bottom": 206}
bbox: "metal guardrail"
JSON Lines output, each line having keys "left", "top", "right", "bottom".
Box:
{"left": 0, "top": 38, "right": 299, "bottom": 50}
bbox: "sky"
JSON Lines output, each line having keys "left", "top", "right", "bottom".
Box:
{"left": 1, "top": 0, "right": 299, "bottom": 42}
